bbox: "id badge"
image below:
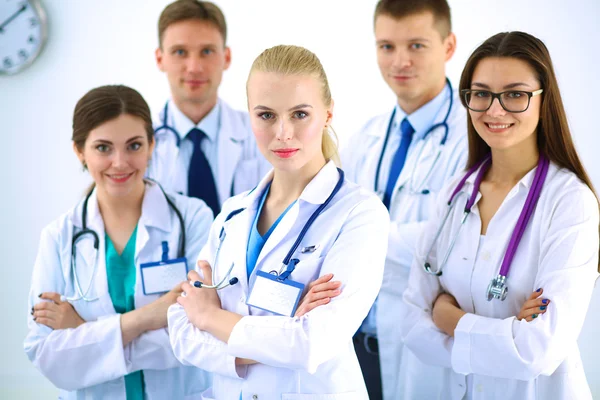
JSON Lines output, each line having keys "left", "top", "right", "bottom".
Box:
{"left": 140, "top": 257, "right": 188, "bottom": 295}
{"left": 246, "top": 270, "right": 305, "bottom": 317}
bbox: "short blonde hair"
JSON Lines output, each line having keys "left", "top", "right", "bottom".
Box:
{"left": 247, "top": 45, "right": 340, "bottom": 166}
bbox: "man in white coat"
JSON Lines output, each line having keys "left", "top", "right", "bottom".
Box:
{"left": 148, "top": 0, "right": 270, "bottom": 216}
{"left": 342, "top": 1, "right": 468, "bottom": 399}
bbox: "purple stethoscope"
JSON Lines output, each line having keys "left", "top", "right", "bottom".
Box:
{"left": 423, "top": 154, "right": 550, "bottom": 301}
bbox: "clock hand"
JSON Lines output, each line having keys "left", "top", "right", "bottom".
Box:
{"left": 0, "top": 4, "right": 27, "bottom": 33}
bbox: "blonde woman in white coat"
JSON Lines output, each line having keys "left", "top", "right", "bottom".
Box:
{"left": 168, "top": 45, "right": 390, "bottom": 400}
{"left": 401, "top": 31, "right": 599, "bottom": 400}
{"left": 25, "top": 85, "right": 214, "bottom": 399}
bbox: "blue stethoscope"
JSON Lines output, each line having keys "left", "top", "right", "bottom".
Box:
{"left": 154, "top": 101, "right": 235, "bottom": 197}
{"left": 64, "top": 181, "right": 186, "bottom": 302}
{"left": 194, "top": 168, "right": 345, "bottom": 289}
{"left": 374, "top": 78, "right": 454, "bottom": 197}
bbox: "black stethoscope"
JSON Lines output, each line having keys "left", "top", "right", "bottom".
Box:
{"left": 153, "top": 101, "right": 235, "bottom": 198}
{"left": 374, "top": 78, "right": 454, "bottom": 197}
{"left": 64, "top": 181, "right": 186, "bottom": 302}
{"left": 194, "top": 168, "right": 345, "bottom": 289}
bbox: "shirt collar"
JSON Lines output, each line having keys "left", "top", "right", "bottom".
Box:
{"left": 169, "top": 99, "right": 221, "bottom": 143}
{"left": 394, "top": 82, "right": 450, "bottom": 140}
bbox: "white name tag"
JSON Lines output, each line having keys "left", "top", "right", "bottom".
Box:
{"left": 246, "top": 270, "right": 305, "bottom": 317}
{"left": 140, "top": 257, "right": 188, "bottom": 295}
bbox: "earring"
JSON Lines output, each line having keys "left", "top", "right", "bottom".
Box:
{"left": 82, "top": 161, "right": 87, "bottom": 171}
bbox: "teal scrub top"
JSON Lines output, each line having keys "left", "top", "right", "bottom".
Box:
{"left": 105, "top": 226, "right": 145, "bottom": 400}
{"left": 246, "top": 183, "right": 297, "bottom": 278}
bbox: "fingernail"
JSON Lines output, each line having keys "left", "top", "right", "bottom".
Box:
{"left": 540, "top": 306, "right": 547, "bottom": 310}
{"left": 532, "top": 314, "right": 538, "bottom": 318}
{"left": 542, "top": 299, "right": 548, "bottom": 304}
{"left": 38, "top": 293, "right": 42, "bottom": 298}
{"left": 536, "top": 288, "right": 541, "bottom": 292}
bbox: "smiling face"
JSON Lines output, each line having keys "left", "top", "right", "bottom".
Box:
{"left": 74, "top": 114, "right": 154, "bottom": 199}
{"left": 468, "top": 57, "right": 542, "bottom": 153}
{"left": 375, "top": 11, "right": 455, "bottom": 113}
{"left": 156, "top": 19, "right": 231, "bottom": 109}
{"left": 247, "top": 71, "right": 332, "bottom": 175}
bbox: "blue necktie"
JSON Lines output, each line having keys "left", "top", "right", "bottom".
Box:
{"left": 187, "top": 128, "right": 220, "bottom": 216}
{"left": 383, "top": 118, "right": 414, "bottom": 209}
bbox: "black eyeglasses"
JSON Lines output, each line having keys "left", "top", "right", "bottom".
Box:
{"left": 461, "top": 89, "right": 543, "bottom": 113}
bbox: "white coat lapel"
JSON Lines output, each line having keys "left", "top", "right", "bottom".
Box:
{"left": 216, "top": 103, "right": 246, "bottom": 204}
{"left": 365, "top": 111, "right": 394, "bottom": 193}
{"left": 151, "top": 101, "right": 181, "bottom": 186}
{"left": 218, "top": 171, "right": 272, "bottom": 293}
{"left": 253, "top": 161, "right": 339, "bottom": 274}
{"left": 72, "top": 190, "right": 109, "bottom": 302}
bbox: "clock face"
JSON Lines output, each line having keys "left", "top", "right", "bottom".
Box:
{"left": 0, "top": 0, "right": 47, "bottom": 75}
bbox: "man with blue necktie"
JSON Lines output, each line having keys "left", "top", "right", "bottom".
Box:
{"left": 148, "top": 0, "right": 270, "bottom": 215}
{"left": 342, "top": 1, "right": 468, "bottom": 399}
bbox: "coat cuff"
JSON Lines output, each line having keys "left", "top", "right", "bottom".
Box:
{"left": 451, "top": 312, "right": 478, "bottom": 375}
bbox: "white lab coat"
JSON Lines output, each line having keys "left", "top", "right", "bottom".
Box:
{"left": 342, "top": 91, "right": 467, "bottom": 399}
{"left": 24, "top": 182, "right": 215, "bottom": 400}
{"left": 168, "top": 160, "right": 390, "bottom": 400}
{"left": 401, "top": 162, "right": 599, "bottom": 400}
{"left": 148, "top": 99, "right": 271, "bottom": 205}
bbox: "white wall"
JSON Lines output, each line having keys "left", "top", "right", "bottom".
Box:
{"left": 1, "top": 0, "right": 598, "bottom": 398}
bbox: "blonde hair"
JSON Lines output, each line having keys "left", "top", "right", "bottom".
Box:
{"left": 247, "top": 45, "right": 340, "bottom": 166}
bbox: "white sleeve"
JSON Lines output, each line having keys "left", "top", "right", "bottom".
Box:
{"left": 167, "top": 198, "right": 246, "bottom": 379}
{"left": 400, "top": 179, "right": 461, "bottom": 368}
{"left": 451, "top": 187, "right": 600, "bottom": 379}
{"left": 23, "top": 227, "right": 128, "bottom": 391}
{"left": 126, "top": 197, "right": 214, "bottom": 373}
{"left": 226, "top": 198, "right": 390, "bottom": 373}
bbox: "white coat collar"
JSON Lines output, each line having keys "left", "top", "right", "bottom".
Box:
{"left": 240, "top": 160, "right": 340, "bottom": 210}
{"left": 72, "top": 182, "right": 171, "bottom": 233}
{"left": 460, "top": 158, "right": 541, "bottom": 211}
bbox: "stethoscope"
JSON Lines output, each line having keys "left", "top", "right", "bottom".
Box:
{"left": 154, "top": 101, "right": 235, "bottom": 198}
{"left": 193, "top": 168, "right": 345, "bottom": 289}
{"left": 423, "top": 154, "right": 550, "bottom": 301}
{"left": 374, "top": 78, "right": 453, "bottom": 198}
{"left": 63, "top": 181, "right": 186, "bottom": 302}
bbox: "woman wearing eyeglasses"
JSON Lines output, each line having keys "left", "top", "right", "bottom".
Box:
{"left": 401, "top": 31, "right": 599, "bottom": 399}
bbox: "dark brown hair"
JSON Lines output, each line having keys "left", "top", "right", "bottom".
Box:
{"left": 72, "top": 85, "right": 153, "bottom": 151}
{"left": 158, "top": 0, "right": 227, "bottom": 48}
{"left": 374, "top": 0, "right": 452, "bottom": 38}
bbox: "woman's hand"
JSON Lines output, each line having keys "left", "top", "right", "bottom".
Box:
{"left": 517, "top": 288, "right": 550, "bottom": 322}
{"left": 294, "top": 273, "right": 341, "bottom": 317}
{"left": 33, "top": 293, "right": 85, "bottom": 329}
{"left": 178, "top": 260, "right": 223, "bottom": 331}
{"left": 120, "top": 281, "right": 184, "bottom": 346}
{"left": 432, "top": 292, "right": 465, "bottom": 337}
{"left": 143, "top": 281, "right": 185, "bottom": 331}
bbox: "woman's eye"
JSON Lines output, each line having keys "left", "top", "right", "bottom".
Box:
{"left": 380, "top": 44, "right": 393, "bottom": 51}
{"left": 129, "top": 142, "right": 142, "bottom": 151}
{"left": 507, "top": 91, "right": 524, "bottom": 98}
{"left": 294, "top": 111, "right": 308, "bottom": 119}
{"left": 474, "top": 91, "right": 491, "bottom": 98}
{"left": 96, "top": 144, "right": 109, "bottom": 152}
{"left": 259, "top": 112, "right": 274, "bottom": 120}
{"left": 411, "top": 43, "right": 424, "bottom": 50}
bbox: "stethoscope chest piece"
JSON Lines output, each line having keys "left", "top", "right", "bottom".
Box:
{"left": 486, "top": 274, "right": 508, "bottom": 301}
